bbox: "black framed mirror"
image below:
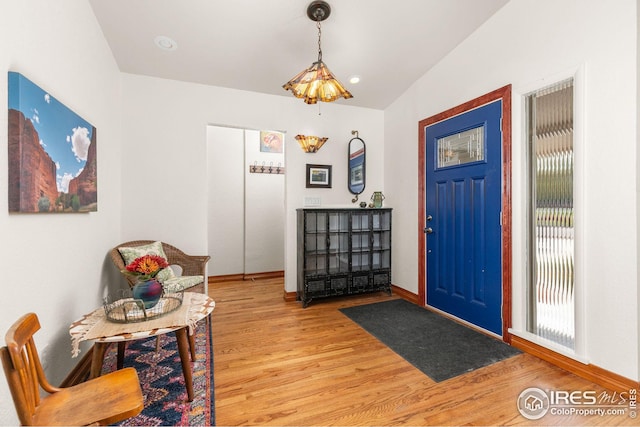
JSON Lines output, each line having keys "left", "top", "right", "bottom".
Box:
{"left": 348, "top": 132, "right": 366, "bottom": 196}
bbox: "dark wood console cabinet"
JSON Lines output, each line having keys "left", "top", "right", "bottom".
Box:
{"left": 296, "top": 208, "right": 392, "bottom": 307}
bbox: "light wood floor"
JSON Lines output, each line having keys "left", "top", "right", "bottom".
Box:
{"left": 209, "top": 278, "right": 636, "bottom": 426}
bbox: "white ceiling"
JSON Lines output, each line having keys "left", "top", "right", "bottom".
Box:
{"left": 89, "top": 0, "right": 509, "bottom": 110}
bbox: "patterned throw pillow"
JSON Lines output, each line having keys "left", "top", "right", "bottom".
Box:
{"left": 118, "top": 241, "right": 168, "bottom": 265}
{"left": 156, "top": 265, "right": 177, "bottom": 282}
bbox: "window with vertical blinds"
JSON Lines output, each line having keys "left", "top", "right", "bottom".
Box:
{"left": 526, "top": 79, "right": 575, "bottom": 350}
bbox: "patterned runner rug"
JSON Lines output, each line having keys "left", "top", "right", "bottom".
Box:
{"left": 101, "top": 318, "right": 215, "bottom": 426}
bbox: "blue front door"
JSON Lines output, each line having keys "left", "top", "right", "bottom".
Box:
{"left": 425, "top": 100, "right": 503, "bottom": 335}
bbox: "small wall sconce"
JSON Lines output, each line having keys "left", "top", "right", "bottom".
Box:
{"left": 296, "top": 135, "right": 328, "bottom": 153}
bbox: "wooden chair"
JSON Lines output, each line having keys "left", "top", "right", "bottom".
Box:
{"left": 110, "top": 240, "right": 210, "bottom": 293}
{"left": 1, "top": 313, "right": 144, "bottom": 426}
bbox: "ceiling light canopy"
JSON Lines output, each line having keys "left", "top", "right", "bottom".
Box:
{"left": 296, "top": 135, "right": 328, "bottom": 153}
{"left": 154, "top": 35, "right": 178, "bottom": 51}
{"left": 283, "top": 1, "right": 353, "bottom": 105}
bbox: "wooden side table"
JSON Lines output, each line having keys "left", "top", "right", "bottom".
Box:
{"left": 70, "top": 292, "right": 215, "bottom": 402}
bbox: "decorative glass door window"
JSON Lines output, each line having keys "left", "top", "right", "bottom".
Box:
{"left": 526, "top": 78, "right": 575, "bottom": 350}
{"left": 436, "top": 125, "right": 485, "bottom": 168}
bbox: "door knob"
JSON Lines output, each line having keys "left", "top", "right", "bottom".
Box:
{"left": 424, "top": 227, "right": 433, "bottom": 234}
{"left": 426, "top": 215, "right": 433, "bottom": 221}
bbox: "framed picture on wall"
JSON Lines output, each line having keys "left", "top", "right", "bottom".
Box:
{"left": 260, "top": 130, "right": 284, "bottom": 153}
{"left": 306, "top": 164, "right": 332, "bottom": 188}
{"left": 8, "top": 71, "right": 98, "bottom": 213}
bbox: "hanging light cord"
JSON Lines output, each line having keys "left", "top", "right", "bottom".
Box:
{"left": 316, "top": 12, "right": 323, "bottom": 62}
{"left": 315, "top": 11, "right": 324, "bottom": 115}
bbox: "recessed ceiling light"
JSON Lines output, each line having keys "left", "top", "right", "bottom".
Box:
{"left": 349, "top": 75, "right": 361, "bottom": 84}
{"left": 154, "top": 35, "right": 178, "bottom": 51}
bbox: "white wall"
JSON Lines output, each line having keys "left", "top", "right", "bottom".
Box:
{"left": 207, "top": 126, "right": 245, "bottom": 275}
{"left": 385, "top": 0, "right": 638, "bottom": 381}
{"left": 243, "top": 130, "right": 285, "bottom": 275}
{"left": 120, "top": 74, "right": 385, "bottom": 294}
{"left": 0, "top": 1, "right": 123, "bottom": 424}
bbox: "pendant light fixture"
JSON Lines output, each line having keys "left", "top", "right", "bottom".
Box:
{"left": 283, "top": 1, "right": 353, "bottom": 104}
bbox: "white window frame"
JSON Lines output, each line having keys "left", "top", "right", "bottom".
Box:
{"left": 509, "top": 64, "right": 587, "bottom": 362}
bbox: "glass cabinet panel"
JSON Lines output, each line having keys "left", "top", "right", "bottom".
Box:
{"left": 351, "top": 212, "right": 369, "bottom": 231}
{"left": 329, "top": 254, "right": 349, "bottom": 274}
{"left": 351, "top": 233, "right": 366, "bottom": 251}
{"left": 371, "top": 211, "right": 391, "bottom": 230}
{"left": 351, "top": 252, "right": 369, "bottom": 272}
{"left": 372, "top": 250, "right": 390, "bottom": 269}
{"left": 371, "top": 210, "right": 391, "bottom": 271}
{"left": 306, "top": 254, "right": 326, "bottom": 275}
{"left": 328, "top": 232, "right": 349, "bottom": 274}
{"left": 329, "top": 212, "right": 349, "bottom": 232}
{"left": 372, "top": 231, "right": 391, "bottom": 250}
{"left": 328, "top": 233, "right": 348, "bottom": 252}
{"left": 305, "top": 212, "right": 327, "bottom": 233}
{"left": 305, "top": 212, "right": 318, "bottom": 233}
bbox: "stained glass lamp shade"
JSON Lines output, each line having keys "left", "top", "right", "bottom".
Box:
{"left": 283, "top": 61, "right": 353, "bottom": 104}
{"left": 295, "top": 135, "right": 328, "bottom": 153}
